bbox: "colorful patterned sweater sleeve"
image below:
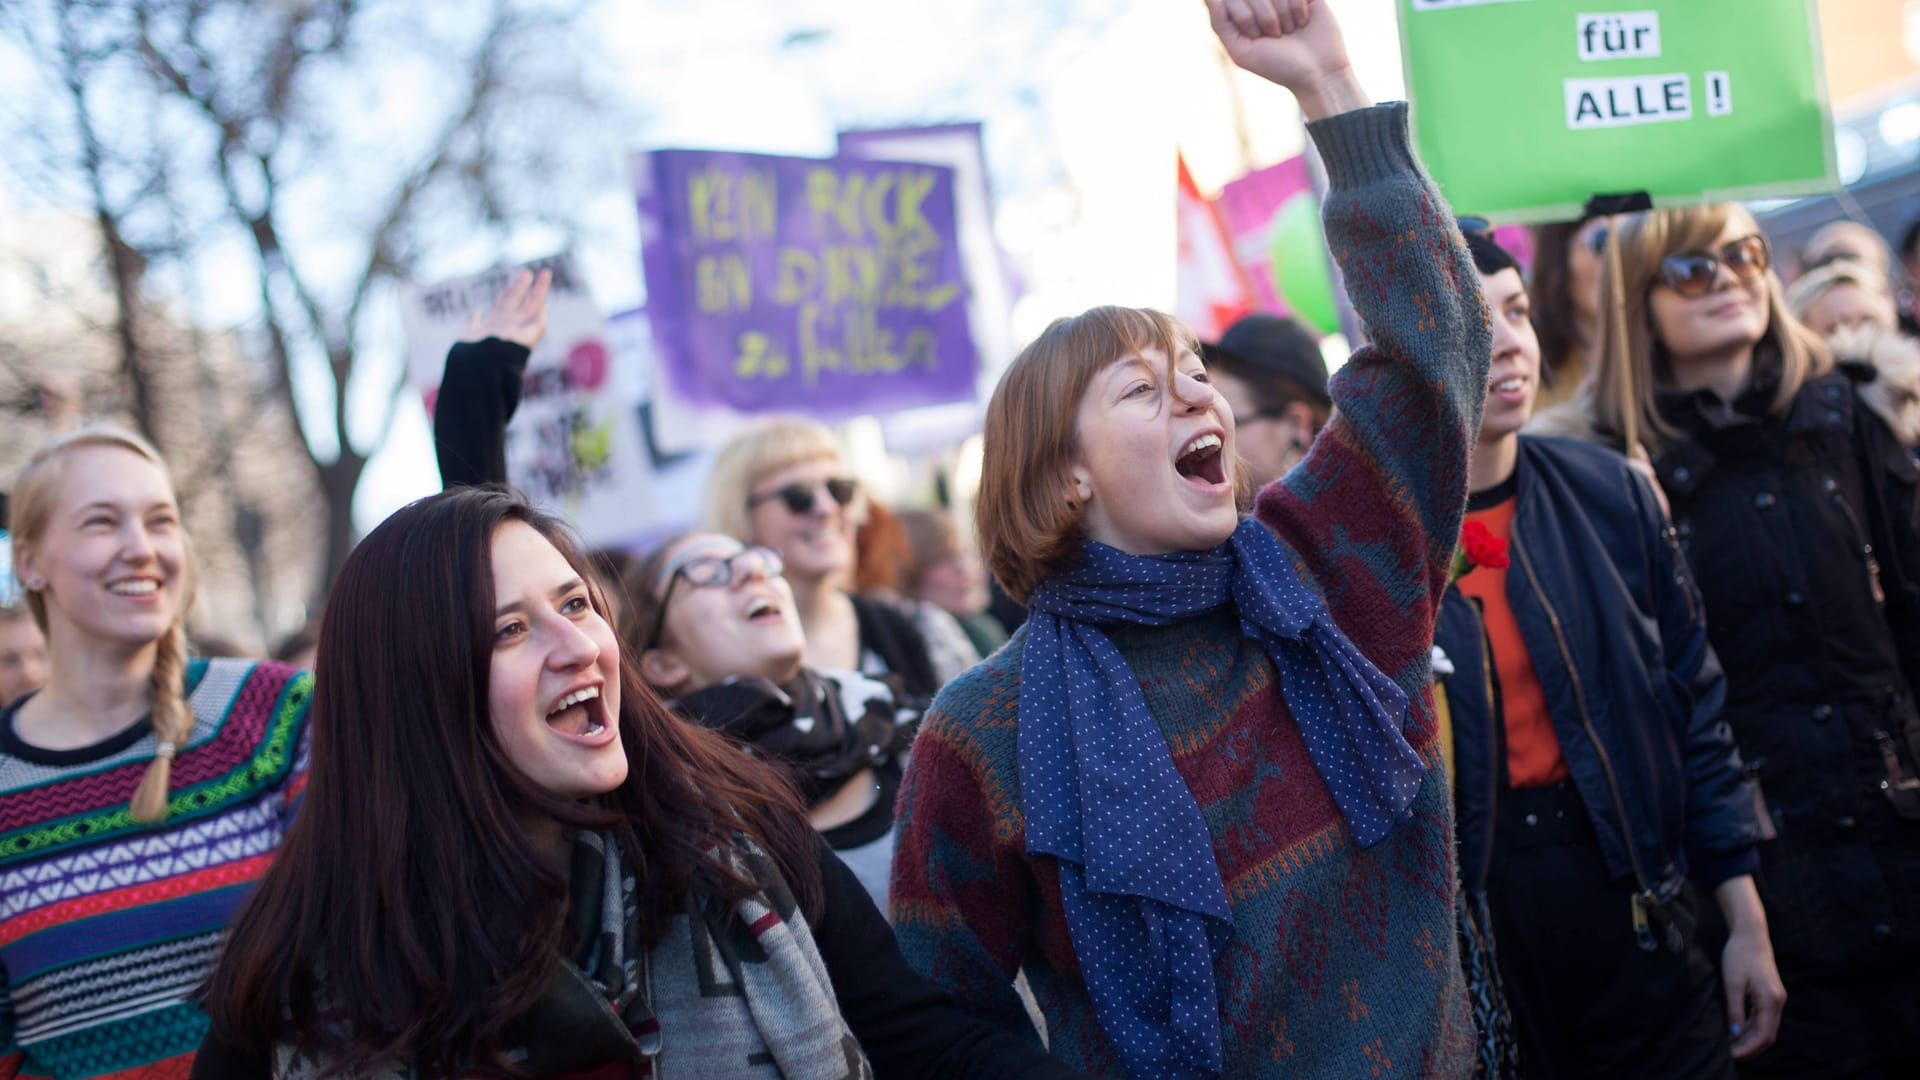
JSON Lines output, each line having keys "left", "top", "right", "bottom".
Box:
{"left": 887, "top": 656, "right": 1046, "bottom": 1046}
{"left": 0, "top": 658, "right": 312, "bottom": 1080}
{"left": 891, "top": 105, "right": 1483, "bottom": 1076}
{"left": 1256, "top": 102, "right": 1489, "bottom": 701}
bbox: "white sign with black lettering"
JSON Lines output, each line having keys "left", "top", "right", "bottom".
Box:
{"left": 1565, "top": 74, "right": 1692, "bottom": 129}
{"left": 1576, "top": 11, "right": 1661, "bottom": 60}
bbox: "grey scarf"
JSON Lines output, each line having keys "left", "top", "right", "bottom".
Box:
{"left": 274, "top": 832, "right": 871, "bottom": 1079}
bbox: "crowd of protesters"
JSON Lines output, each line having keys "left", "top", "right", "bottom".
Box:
{"left": 1, "top": 0, "right": 1917, "bottom": 1077}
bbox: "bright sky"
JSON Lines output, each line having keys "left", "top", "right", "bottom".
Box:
{"left": 349, "top": 0, "right": 1411, "bottom": 530}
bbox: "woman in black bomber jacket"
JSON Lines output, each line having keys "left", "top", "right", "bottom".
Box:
{"left": 1560, "top": 205, "right": 1920, "bottom": 1080}
{"left": 1439, "top": 232, "right": 1780, "bottom": 1080}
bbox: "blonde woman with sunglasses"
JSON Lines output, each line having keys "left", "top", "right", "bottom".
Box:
{"left": 1562, "top": 204, "right": 1920, "bottom": 1079}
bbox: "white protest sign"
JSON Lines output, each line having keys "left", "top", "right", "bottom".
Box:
{"left": 401, "top": 253, "right": 652, "bottom": 546}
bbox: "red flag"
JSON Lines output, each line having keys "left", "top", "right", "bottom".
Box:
{"left": 1175, "top": 153, "right": 1255, "bottom": 340}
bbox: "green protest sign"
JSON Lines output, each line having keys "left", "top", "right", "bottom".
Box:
{"left": 1397, "top": 0, "right": 1836, "bottom": 221}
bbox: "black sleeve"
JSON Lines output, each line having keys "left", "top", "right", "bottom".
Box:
{"left": 849, "top": 595, "right": 941, "bottom": 704}
{"left": 434, "top": 337, "right": 532, "bottom": 490}
{"left": 810, "top": 840, "right": 1085, "bottom": 1080}
{"left": 190, "top": 1032, "right": 273, "bottom": 1080}
{"left": 1855, "top": 405, "right": 1920, "bottom": 704}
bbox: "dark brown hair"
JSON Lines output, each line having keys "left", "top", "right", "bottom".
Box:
{"left": 1528, "top": 220, "right": 1585, "bottom": 385}
{"left": 978, "top": 306, "right": 1254, "bottom": 604}
{"left": 895, "top": 507, "right": 961, "bottom": 595}
{"left": 202, "top": 488, "right": 819, "bottom": 1072}
{"left": 621, "top": 531, "right": 693, "bottom": 668}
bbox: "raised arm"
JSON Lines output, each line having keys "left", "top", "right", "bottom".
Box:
{"left": 433, "top": 269, "right": 551, "bottom": 490}
{"left": 1214, "top": 0, "right": 1490, "bottom": 691}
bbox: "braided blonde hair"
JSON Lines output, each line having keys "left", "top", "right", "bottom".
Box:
{"left": 9, "top": 427, "right": 195, "bottom": 824}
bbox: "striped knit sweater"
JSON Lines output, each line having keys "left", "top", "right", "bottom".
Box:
{"left": 888, "top": 103, "right": 1489, "bottom": 1077}
{"left": 0, "top": 658, "right": 312, "bottom": 1080}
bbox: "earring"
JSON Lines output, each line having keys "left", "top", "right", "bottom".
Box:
{"left": 24, "top": 578, "right": 43, "bottom": 590}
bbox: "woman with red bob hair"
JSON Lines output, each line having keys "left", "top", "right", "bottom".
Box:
{"left": 888, "top": 2, "right": 1491, "bottom": 1076}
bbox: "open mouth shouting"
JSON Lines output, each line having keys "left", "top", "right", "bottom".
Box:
{"left": 1175, "top": 431, "right": 1229, "bottom": 489}
{"left": 544, "top": 683, "right": 615, "bottom": 745}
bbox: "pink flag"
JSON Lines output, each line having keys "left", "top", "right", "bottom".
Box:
{"left": 1175, "top": 153, "right": 1255, "bottom": 340}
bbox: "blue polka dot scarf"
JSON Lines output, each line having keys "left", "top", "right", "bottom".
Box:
{"left": 1019, "top": 518, "right": 1427, "bottom": 1078}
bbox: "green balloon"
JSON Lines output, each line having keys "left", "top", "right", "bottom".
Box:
{"left": 1270, "top": 194, "right": 1339, "bottom": 336}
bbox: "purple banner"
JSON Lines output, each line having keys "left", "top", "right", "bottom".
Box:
{"left": 636, "top": 149, "right": 978, "bottom": 418}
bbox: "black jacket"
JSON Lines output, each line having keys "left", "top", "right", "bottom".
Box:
{"left": 1436, "top": 437, "right": 1765, "bottom": 912}
{"left": 191, "top": 840, "right": 1087, "bottom": 1080}
{"left": 1654, "top": 367, "right": 1920, "bottom": 975}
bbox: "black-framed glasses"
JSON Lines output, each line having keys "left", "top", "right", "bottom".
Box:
{"left": 746, "top": 477, "right": 858, "bottom": 516}
{"left": 1657, "top": 235, "right": 1771, "bottom": 298}
{"left": 643, "top": 546, "right": 784, "bottom": 651}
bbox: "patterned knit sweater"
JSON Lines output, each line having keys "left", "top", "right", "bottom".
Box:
{"left": 0, "top": 659, "right": 312, "bottom": 1080}
{"left": 888, "top": 103, "right": 1488, "bottom": 1078}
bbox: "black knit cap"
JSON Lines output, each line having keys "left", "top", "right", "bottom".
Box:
{"left": 1214, "top": 314, "right": 1331, "bottom": 407}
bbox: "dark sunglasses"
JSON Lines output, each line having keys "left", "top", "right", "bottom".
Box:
{"left": 1586, "top": 222, "right": 1610, "bottom": 255}
{"left": 1657, "top": 235, "right": 1771, "bottom": 297}
{"left": 643, "top": 546, "right": 784, "bottom": 651}
{"left": 746, "top": 477, "right": 858, "bottom": 515}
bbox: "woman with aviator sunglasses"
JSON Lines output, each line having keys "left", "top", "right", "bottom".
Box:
{"left": 1562, "top": 204, "right": 1920, "bottom": 1079}
{"left": 622, "top": 533, "right": 915, "bottom": 908}
{"left": 706, "top": 420, "right": 944, "bottom": 706}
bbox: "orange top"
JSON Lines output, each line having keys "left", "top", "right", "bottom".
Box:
{"left": 1455, "top": 494, "right": 1570, "bottom": 788}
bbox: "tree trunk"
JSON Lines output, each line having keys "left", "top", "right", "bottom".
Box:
{"left": 314, "top": 451, "right": 365, "bottom": 612}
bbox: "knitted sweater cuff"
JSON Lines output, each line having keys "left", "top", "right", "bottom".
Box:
{"left": 1306, "top": 101, "right": 1418, "bottom": 194}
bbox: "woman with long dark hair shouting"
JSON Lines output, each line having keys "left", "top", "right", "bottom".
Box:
{"left": 193, "top": 487, "right": 1080, "bottom": 1078}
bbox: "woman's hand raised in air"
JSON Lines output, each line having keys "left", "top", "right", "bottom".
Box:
{"left": 462, "top": 268, "right": 553, "bottom": 351}
{"left": 1206, "top": 0, "right": 1369, "bottom": 121}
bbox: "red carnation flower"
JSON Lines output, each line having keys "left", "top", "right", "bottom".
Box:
{"left": 1460, "top": 520, "right": 1509, "bottom": 571}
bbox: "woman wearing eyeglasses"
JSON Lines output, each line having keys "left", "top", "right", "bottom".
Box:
{"left": 622, "top": 533, "right": 913, "bottom": 908}
{"left": 1568, "top": 205, "right": 1920, "bottom": 1079}
{"left": 705, "top": 421, "right": 943, "bottom": 705}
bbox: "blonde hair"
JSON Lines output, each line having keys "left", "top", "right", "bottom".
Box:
{"left": 703, "top": 417, "right": 850, "bottom": 543}
{"left": 9, "top": 427, "right": 195, "bottom": 824}
{"left": 1591, "top": 204, "right": 1831, "bottom": 452}
{"left": 1785, "top": 258, "right": 1898, "bottom": 331}
{"left": 1801, "top": 220, "right": 1893, "bottom": 280}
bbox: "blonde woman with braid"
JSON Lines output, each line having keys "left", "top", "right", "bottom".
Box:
{"left": 0, "top": 428, "right": 313, "bottom": 1078}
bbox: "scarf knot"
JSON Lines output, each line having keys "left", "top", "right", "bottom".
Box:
{"left": 1018, "top": 519, "right": 1426, "bottom": 1078}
